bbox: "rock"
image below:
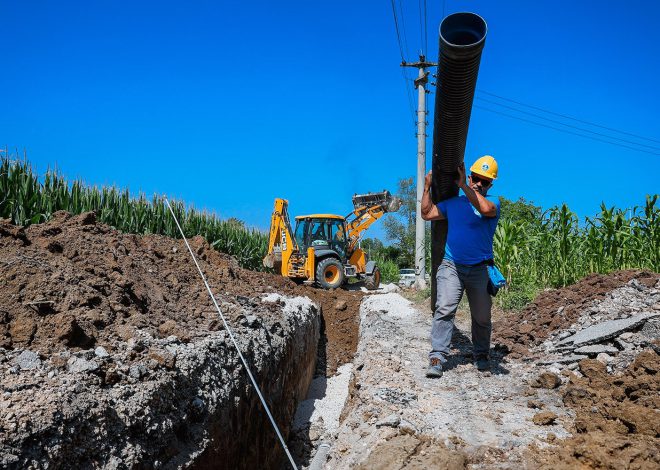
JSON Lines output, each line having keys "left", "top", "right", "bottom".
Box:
{"left": 639, "top": 318, "right": 660, "bottom": 341}
{"left": 13, "top": 350, "right": 41, "bottom": 370}
{"left": 619, "top": 332, "right": 634, "bottom": 340}
{"left": 375, "top": 414, "right": 400, "bottom": 428}
{"left": 558, "top": 331, "right": 572, "bottom": 340}
{"left": 334, "top": 300, "right": 347, "bottom": 311}
{"left": 527, "top": 400, "right": 544, "bottom": 409}
{"left": 67, "top": 356, "right": 99, "bottom": 374}
{"left": 628, "top": 279, "right": 646, "bottom": 292}
{"left": 596, "top": 353, "right": 612, "bottom": 364}
{"left": 245, "top": 315, "right": 259, "bottom": 327}
{"left": 129, "top": 364, "right": 147, "bottom": 380}
{"left": 557, "top": 312, "right": 659, "bottom": 347}
{"left": 534, "top": 372, "right": 561, "bottom": 389}
{"left": 538, "top": 355, "right": 587, "bottom": 365}
{"left": 532, "top": 411, "right": 558, "bottom": 426}
{"left": 573, "top": 344, "right": 619, "bottom": 355}
{"left": 94, "top": 346, "right": 109, "bottom": 358}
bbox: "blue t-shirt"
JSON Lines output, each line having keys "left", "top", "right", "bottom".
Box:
{"left": 437, "top": 195, "right": 500, "bottom": 265}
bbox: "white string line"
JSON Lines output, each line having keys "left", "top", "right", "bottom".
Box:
{"left": 164, "top": 198, "right": 298, "bottom": 470}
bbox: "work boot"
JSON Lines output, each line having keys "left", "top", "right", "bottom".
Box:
{"left": 474, "top": 355, "right": 490, "bottom": 372}
{"left": 426, "top": 357, "right": 443, "bottom": 378}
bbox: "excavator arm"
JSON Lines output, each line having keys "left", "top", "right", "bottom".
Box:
{"left": 345, "top": 191, "right": 401, "bottom": 254}
{"left": 263, "top": 198, "right": 315, "bottom": 279}
{"left": 263, "top": 198, "right": 297, "bottom": 274}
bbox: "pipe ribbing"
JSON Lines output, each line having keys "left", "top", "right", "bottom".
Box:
{"left": 430, "top": 13, "right": 487, "bottom": 313}
{"left": 431, "top": 12, "right": 487, "bottom": 202}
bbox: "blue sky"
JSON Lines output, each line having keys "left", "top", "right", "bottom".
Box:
{"left": 1, "top": 1, "right": 658, "bottom": 240}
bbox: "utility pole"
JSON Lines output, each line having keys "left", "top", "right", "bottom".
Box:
{"left": 402, "top": 55, "right": 437, "bottom": 290}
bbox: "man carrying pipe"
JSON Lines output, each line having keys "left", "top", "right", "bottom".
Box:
{"left": 421, "top": 155, "right": 500, "bottom": 378}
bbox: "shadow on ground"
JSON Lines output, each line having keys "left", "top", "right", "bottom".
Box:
{"left": 442, "top": 328, "right": 510, "bottom": 375}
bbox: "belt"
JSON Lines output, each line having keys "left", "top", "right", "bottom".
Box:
{"left": 467, "top": 259, "right": 494, "bottom": 267}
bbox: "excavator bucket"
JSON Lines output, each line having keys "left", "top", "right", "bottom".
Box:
{"left": 352, "top": 190, "right": 401, "bottom": 213}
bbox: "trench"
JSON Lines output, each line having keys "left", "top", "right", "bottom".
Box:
{"left": 187, "top": 295, "right": 324, "bottom": 470}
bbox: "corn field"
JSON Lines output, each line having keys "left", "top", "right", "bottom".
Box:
{"left": 0, "top": 154, "right": 268, "bottom": 271}
{"left": 493, "top": 197, "right": 659, "bottom": 289}
{"left": 2, "top": 154, "right": 658, "bottom": 298}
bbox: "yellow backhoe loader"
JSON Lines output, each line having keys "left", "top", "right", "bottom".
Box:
{"left": 263, "top": 191, "right": 401, "bottom": 290}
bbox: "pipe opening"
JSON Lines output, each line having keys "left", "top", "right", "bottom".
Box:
{"left": 440, "top": 12, "right": 487, "bottom": 48}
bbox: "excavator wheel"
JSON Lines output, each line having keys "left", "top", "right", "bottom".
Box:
{"left": 316, "top": 258, "right": 345, "bottom": 290}
{"left": 364, "top": 266, "right": 381, "bottom": 290}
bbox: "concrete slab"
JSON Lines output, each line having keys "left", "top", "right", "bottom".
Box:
{"left": 573, "top": 344, "right": 619, "bottom": 355}
{"left": 557, "top": 312, "right": 659, "bottom": 347}
{"left": 538, "top": 354, "right": 587, "bottom": 365}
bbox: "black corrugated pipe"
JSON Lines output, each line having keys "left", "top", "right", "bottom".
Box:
{"left": 430, "top": 12, "right": 487, "bottom": 312}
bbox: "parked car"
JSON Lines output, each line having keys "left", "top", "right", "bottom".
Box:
{"left": 398, "top": 268, "right": 430, "bottom": 287}
{"left": 398, "top": 268, "right": 416, "bottom": 287}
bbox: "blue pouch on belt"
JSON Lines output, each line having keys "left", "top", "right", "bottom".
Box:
{"left": 486, "top": 264, "right": 506, "bottom": 296}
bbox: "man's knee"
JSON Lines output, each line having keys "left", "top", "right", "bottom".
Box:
{"left": 434, "top": 303, "right": 457, "bottom": 321}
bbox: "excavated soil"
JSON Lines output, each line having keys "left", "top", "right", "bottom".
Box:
{"left": 493, "top": 270, "right": 659, "bottom": 358}
{"left": 326, "top": 271, "right": 659, "bottom": 469}
{"left": 526, "top": 350, "right": 660, "bottom": 469}
{"left": 0, "top": 211, "right": 361, "bottom": 375}
{"left": 0, "top": 211, "right": 362, "bottom": 468}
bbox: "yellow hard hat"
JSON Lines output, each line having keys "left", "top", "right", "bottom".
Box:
{"left": 470, "top": 155, "right": 498, "bottom": 180}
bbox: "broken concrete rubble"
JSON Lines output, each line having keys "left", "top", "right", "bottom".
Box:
{"left": 557, "top": 312, "right": 659, "bottom": 347}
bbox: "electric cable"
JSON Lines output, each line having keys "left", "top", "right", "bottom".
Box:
{"left": 164, "top": 198, "right": 298, "bottom": 470}
{"left": 424, "top": 0, "right": 428, "bottom": 55}
{"left": 418, "top": 0, "right": 424, "bottom": 55}
{"left": 479, "top": 89, "right": 660, "bottom": 145}
{"left": 390, "top": 0, "right": 406, "bottom": 62}
{"left": 474, "top": 105, "right": 660, "bottom": 156}
{"left": 397, "top": 0, "right": 411, "bottom": 59}
{"left": 476, "top": 96, "right": 660, "bottom": 151}
{"left": 390, "top": 0, "right": 416, "bottom": 125}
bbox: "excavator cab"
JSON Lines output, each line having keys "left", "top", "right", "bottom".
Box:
{"left": 295, "top": 216, "right": 347, "bottom": 257}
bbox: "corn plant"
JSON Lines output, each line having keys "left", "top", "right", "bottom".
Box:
{"left": 0, "top": 153, "right": 269, "bottom": 271}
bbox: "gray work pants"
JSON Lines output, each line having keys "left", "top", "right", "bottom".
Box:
{"left": 429, "top": 259, "right": 492, "bottom": 363}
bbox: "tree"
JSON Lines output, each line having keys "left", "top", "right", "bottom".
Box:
{"left": 498, "top": 197, "right": 542, "bottom": 228}
{"left": 382, "top": 177, "right": 417, "bottom": 268}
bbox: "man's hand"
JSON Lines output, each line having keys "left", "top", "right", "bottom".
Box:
{"left": 455, "top": 163, "right": 466, "bottom": 189}
{"left": 424, "top": 170, "right": 432, "bottom": 190}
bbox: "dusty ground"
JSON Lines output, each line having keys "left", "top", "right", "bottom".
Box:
{"left": 0, "top": 212, "right": 361, "bottom": 468}
{"left": 305, "top": 272, "right": 660, "bottom": 469}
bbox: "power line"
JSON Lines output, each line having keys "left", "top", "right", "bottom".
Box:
{"left": 418, "top": 0, "right": 424, "bottom": 55}
{"left": 424, "top": 0, "right": 428, "bottom": 55}
{"left": 474, "top": 104, "right": 660, "bottom": 156}
{"left": 476, "top": 96, "right": 660, "bottom": 152}
{"left": 401, "top": 69, "right": 417, "bottom": 124}
{"left": 389, "top": 0, "right": 416, "bottom": 125}
{"left": 389, "top": 0, "right": 406, "bottom": 62}
{"left": 397, "top": 0, "right": 411, "bottom": 58}
{"left": 479, "top": 89, "right": 660, "bottom": 145}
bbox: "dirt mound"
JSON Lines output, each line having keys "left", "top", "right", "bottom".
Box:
{"left": 493, "top": 270, "right": 659, "bottom": 358}
{"left": 527, "top": 349, "right": 660, "bottom": 469}
{"left": 0, "top": 211, "right": 360, "bottom": 374}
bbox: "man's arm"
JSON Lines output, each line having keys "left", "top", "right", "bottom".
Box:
{"left": 421, "top": 170, "right": 445, "bottom": 221}
{"left": 456, "top": 164, "right": 497, "bottom": 218}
